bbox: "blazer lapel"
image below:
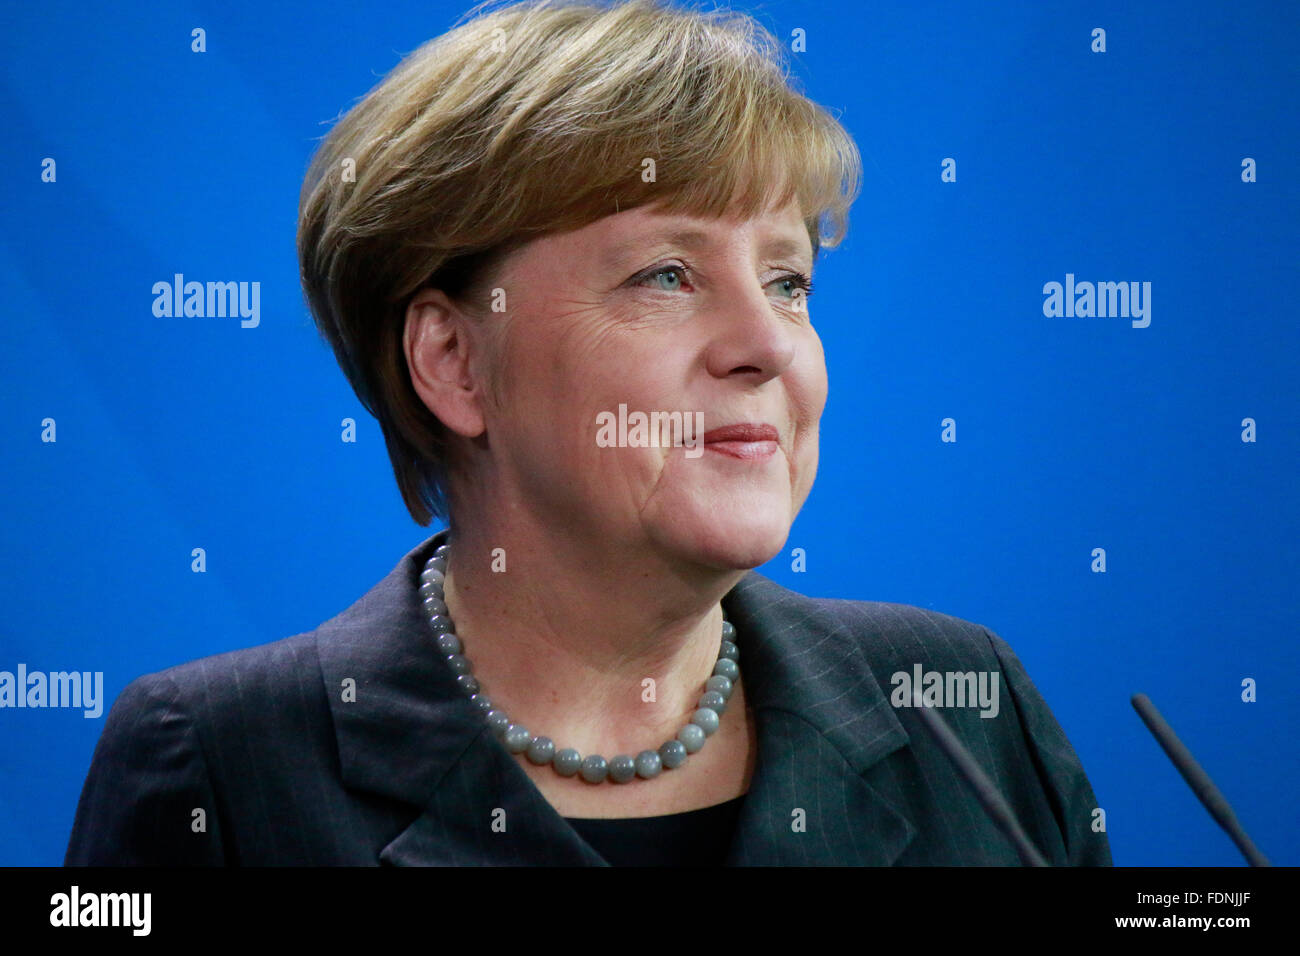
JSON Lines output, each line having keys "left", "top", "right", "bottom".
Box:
{"left": 319, "top": 531, "right": 917, "bottom": 865}
{"left": 721, "top": 573, "right": 918, "bottom": 865}
{"left": 317, "top": 529, "right": 605, "bottom": 865}
{"left": 377, "top": 727, "right": 608, "bottom": 866}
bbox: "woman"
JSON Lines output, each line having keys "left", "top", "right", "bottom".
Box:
{"left": 65, "top": 0, "right": 1111, "bottom": 866}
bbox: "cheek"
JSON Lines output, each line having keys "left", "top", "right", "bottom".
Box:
{"left": 484, "top": 340, "right": 580, "bottom": 482}
{"left": 511, "top": 332, "right": 662, "bottom": 486}
{"left": 569, "top": 326, "right": 689, "bottom": 422}
{"left": 809, "top": 332, "right": 830, "bottom": 401}
{"left": 792, "top": 340, "right": 829, "bottom": 423}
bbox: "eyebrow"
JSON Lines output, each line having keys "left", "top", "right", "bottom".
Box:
{"left": 602, "top": 228, "right": 814, "bottom": 270}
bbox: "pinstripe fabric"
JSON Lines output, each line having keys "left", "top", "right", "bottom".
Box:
{"left": 65, "top": 529, "right": 1112, "bottom": 866}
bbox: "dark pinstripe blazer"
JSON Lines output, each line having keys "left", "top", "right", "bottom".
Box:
{"left": 65, "top": 528, "right": 1112, "bottom": 866}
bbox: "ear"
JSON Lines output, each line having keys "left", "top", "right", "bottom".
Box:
{"left": 404, "top": 287, "right": 488, "bottom": 438}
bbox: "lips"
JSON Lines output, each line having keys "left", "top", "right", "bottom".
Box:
{"left": 702, "top": 423, "right": 779, "bottom": 444}
{"left": 702, "top": 423, "right": 780, "bottom": 460}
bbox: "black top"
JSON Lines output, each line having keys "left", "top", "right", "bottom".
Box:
{"left": 564, "top": 795, "right": 747, "bottom": 866}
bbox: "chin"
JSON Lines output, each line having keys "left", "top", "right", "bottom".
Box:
{"left": 648, "top": 498, "right": 793, "bottom": 572}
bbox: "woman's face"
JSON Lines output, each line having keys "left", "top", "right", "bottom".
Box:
{"left": 471, "top": 198, "right": 828, "bottom": 571}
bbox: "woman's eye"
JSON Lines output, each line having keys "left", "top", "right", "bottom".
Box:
{"left": 630, "top": 267, "right": 814, "bottom": 300}
{"left": 634, "top": 266, "right": 687, "bottom": 292}
{"left": 769, "top": 272, "right": 815, "bottom": 301}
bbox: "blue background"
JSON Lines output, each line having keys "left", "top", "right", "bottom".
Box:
{"left": 2, "top": 0, "right": 1295, "bottom": 866}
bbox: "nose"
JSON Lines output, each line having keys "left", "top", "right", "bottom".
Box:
{"left": 703, "top": 276, "right": 799, "bottom": 384}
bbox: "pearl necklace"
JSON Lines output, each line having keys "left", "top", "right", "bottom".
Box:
{"left": 419, "top": 541, "right": 740, "bottom": 783}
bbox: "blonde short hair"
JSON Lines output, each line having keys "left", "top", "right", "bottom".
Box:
{"left": 297, "top": 0, "right": 862, "bottom": 526}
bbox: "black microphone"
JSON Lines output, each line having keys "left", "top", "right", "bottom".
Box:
{"left": 1131, "top": 693, "right": 1271, "bottom": 867}
{"left": 910, "top": 688, "right": 1050, "bottom": 866}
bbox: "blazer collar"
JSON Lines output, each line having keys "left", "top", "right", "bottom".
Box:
{"left": 316, "top": 531, "right": 916, "bottom": 865}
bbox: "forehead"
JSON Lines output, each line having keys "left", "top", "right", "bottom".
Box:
{"left": 495, "top": 200, "right": 815, "bottom": 286}
{"left": 593, "top": 201, "right": 812, "bottom": 264}
{"left": 496, "top": 200, "right": 810, "bottom": 276}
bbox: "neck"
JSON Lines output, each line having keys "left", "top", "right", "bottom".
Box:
{"left": 439, "top": 505, "right": 745, "bottom": 756}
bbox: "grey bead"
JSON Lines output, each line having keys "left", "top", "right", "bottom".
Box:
{"left": 469, "top": 693, "right": 494, "bottom": 714}
{"left": 608, "top": 755, "right": 636, "bottom": 783}
{"left": 718, "top": 640, "right": 739, "bottom": 662}
{"left": 418, "top": 579, "right": 442, "bottom": 601}
{"left": 692, "top": 708, "right": 720, "bottom": 736}
{"left": 699, "top": 690, "right": 726, "bottom": 714}
{"left": 580, "top": 755, "right": 608, "bottom": 783}
{"left": 553, "top": 748, "right": 582, "bottom": 776}
{"left": 434, "top": 543, "right": 450, "bottom": 557}
{"left": 677, "top": 723, "right": 706, "bottom": 753}
{"left": 721, "top": 621, "right": 736, "bottom": 641}
{"left": 659, "top": 739, "right": 688, "bottom": 769}
{"left": 420, "top": 567, "right": 445, "bottom": 588}
{"left": 713, "top": 658, "right": 739, "bottom": 681}
{"left": 635, "top": 750, "right": 662, "bottom": 779}
{"left": 428, "top": 555, "right": 448, "bottom": 573}
{"left": 435, "top": 631, "right": 462, "bottom": 655}
{"left": 423, "top": 597, "right": 448, "bottom": 617}
{"left": 427, "top": 614, "right": 455, "bottom": 634}
{"left": 445, "top": 654, "right": 471, "bottom": 676}
{"left": 706, "top": 675, "right": 732, "bottom": 699}
{"left": 526, "top": 736, "right": 555, "bottom": 765}
{"left": 485, "top": 709, "right": 510, "bottom": 734}
{"left": 456, "top": 674, "right": 480, "bottom": 696}
{"left": 504, "top": 725, "right": 532, "bottom": 753}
